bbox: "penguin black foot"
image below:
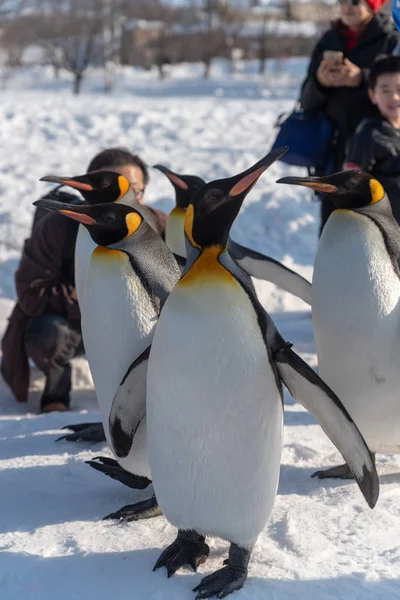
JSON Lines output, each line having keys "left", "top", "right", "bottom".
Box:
{"left": 153, "top": 530, "right": 210, "bottom": 578}
{"left": 56, "top": 422, "right": 106, "bottom": 443}
{"left": 312, "top": 463, "right": 354, "bottom": 480}
{"left": 85, "top": 456, "right": 151, "bottom": 489}
{"left": 193, "top": 543, "right": 250, "bottom": 599}
{"left": 103, "top": 494, "right": 162, "bottom": 522}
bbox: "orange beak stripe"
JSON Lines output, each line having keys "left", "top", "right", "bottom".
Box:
{"left": 300, "top": 182, "right": 338, "bottom": 194}
{"left": 229, "top": 167, "right": 266, "bottom": 197}
{"left": 166, "top": 173, "right": 188, "bottom": 190}
{"left": 60, "top": 180, "right": 94, "bottom": 192}
{"left": 59, "top": 210, "right": 96, "bottom": 225}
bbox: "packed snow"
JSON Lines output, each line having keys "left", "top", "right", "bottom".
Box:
{"left": 1, "top": 60, "right": 400, "bottom": 600}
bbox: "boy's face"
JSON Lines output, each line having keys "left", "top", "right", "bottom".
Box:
{"left": 369, "top": 73, "right": 400, "bottom": 125}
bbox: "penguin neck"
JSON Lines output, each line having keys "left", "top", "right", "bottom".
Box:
{"left": 181, "top": 244, "right": 235, "bottom": 287}
{"left": 166, "top": 207, "right": 186, "bottom": 257}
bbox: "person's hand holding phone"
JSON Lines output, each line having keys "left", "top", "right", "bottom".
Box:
{"left": 331, "top": 58, "right": 362, "bottom": 88}
{"left": 317, "top": 51, "right": 344, "bottom": 87}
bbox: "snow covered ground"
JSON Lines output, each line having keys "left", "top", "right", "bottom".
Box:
{"left": 1, "top": 60, "right": 400, "bottom": 600}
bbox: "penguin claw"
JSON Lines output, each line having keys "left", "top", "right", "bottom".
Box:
{"left": 311, "top": 463, "right": 354, "bottom": 480}
{"left": 56, "top": 422, "right": 106, "bottom": 443}
{"left": 103, "top": 495, "right": 162, "bottom": 522}
{"left": 193, "top": 565, "right": 248, "bottom": 599}
{"left": 153, "top": 531, "right": 210, "bottom": 577}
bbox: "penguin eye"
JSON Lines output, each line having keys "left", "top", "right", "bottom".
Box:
{"left": 99, "top": 178, "right": 112, "bottom": 189}
{"left": 104, "top": 213, "right": 116, "bottom": 224}
{"left": 204, "top": 189, "right": 224, "bottom": 204}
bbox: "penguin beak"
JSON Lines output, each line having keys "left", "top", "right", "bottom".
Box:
{"left": 228, "top": 147, "right": 288, "bottom": 197}
{"left": 40, "top": 175, "right": 94, "bottom": 192}
{"left": 276, "top": 176, "right": 338, "bottom": 194}
{"left": 33, "top": 198, "right": 96, "bottom": 225}
{"left": 153, "top": 165, "right": 189, "bottom": 190}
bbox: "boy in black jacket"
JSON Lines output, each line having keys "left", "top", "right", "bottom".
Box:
{"left": 344, "top": 54, "right": 400, "bottom": 222}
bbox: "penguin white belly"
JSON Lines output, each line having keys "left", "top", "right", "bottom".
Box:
{"left": 313, "top": 211, "right": 400, "bottom": 454}
{"left": 82, "top": 247, "right": 157, "bottom": 477}
{"left": 165, "top": 209, "right": 186, "bottom": 258}
{"left": 74, "top": 225, "right": 95, "bottom": 308}
{"left": 147, "top": 275, "right": 283, "bottom": 549}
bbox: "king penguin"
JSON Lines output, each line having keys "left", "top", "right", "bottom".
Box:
{"left": 40, "top": 171, "right": 158, "bottom": 308}
{"left": 153, "top": 164, "right": 312, "bottom": 305}
{"left": 41, "top": 171, "right": 158, "bottom": 446}
{"left": 127, "top": 151, "right": 379, "bottom": 598}
{"left": 278, "top": 169, "right": 400, "bottom": 480}
{"left": 33, "top": 196, "right": 182, "bottom": 521}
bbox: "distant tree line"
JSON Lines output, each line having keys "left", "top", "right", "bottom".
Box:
{"left": 0, "top": 0, "right": 331, "bottom": 93}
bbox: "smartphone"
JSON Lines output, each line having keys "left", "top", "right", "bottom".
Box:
{"left": 323, "top": 50, "right": 344, "bottom": 68}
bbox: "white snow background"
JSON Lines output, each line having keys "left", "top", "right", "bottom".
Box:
{"left": 1, "top": 59, "right": 400, "bottom": 600}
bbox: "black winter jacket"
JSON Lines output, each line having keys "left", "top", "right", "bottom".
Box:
{"left": 345, "top": 116, "right": 400, "bottom": 223}
{"left": 301, "top": 13, "right": 398, "bottom": 171}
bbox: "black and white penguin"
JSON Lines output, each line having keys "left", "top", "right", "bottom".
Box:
{"left": 33, "top": 196, "right": 182, "bottom": 521}
{"left": 153, "top": 164, "right": 312, "bottom": 305}
{"left": 134, "top": 152, "right": 379, "bottom": 598}
{"left": 40, "top": 171, "right": 158, "bottom": 307}
{"left": 41, "top": 171, "right": 159, "bottom": 446}
{"left": 278, "top": 169, "right": 400, "bottom": 480}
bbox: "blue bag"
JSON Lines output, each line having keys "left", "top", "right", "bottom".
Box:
{"left": 393, "top": 0, "right": 400, "bottom": 33}
{"left": 271, "top": 105, "right": 333, "bottom": 171}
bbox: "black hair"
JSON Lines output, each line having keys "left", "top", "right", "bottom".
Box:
{"left": 87, "top": 147, "right": 149, "bottom": 185}
{"left": 369, "top": 55, "right": 400, "bottom": 90}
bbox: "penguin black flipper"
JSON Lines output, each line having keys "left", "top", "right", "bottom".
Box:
{"left": 85, "top": 456, "right": 151, "bottom": 489}
{"left": 273, "top": 344, "right": 379, "bottom": 508}
{"left": 56, "top": 422, "right": 105, "bottom": 443}
{"left": 108, "top": 345, "right": 150, "bottom": 459}
{"left": 222, "top": 254, "right": 379, "bottom": 509}
{"left": 227, "top": 238, "right": 312, "bottom": 306}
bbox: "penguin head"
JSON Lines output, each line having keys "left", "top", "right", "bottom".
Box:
{"left": 33, "top": 198, "right": 143, "bottom": 246}
{"left": 153, "top": 164, "right": 205, "bottom": 209}
{"left": 277, "top": 170, "right": 388, "bottom": 212}
{"left": 40, "top": 171, "right": 131, "bottom": 205}
{"left": 185, "top": 147, "right": 288, "bottom": 250}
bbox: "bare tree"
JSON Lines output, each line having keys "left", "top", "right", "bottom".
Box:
{"left": 200, "top": 0, "right": 244, "bottom": 78}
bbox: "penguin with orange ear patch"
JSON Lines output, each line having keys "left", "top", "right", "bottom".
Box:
{"left": 140, "top": 155, "right": 378, "bottom": 598}
{"left": 33, "top": 197, "right": 182, "bottom": 522}
{"left": 278, "top": 170, "right": 400, "bottom": 481}
{"left": 154, "top": 164, "right": 312, "bottom": 305}
{"left": 40, "top": 171, "right": 158, "bottom": 307}
{"left": 40, "top": 171, "right": 160, "bottom": 446}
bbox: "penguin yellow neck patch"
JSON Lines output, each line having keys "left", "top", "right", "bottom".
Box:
{"left": 117, "top": 175, "right": 130, "bottom": 201}
{"left": 179, "top": 246, "right": 236, "bottom": 287}
{"left": 184, "top": 204, "right": 201, "bottom": 250}
{"left": 369, "top": 179, "right": 385, "bottom": 205}
{"left": 124, "top": 212, "right": 142, "bottom": 238}
{"left": 169, "top": 207, "right": 186, "bottom": 219}
{"left": 93, "top": 246, "right": 123, "bottom": 258}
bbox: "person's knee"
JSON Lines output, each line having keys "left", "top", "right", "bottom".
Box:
{"left": 25, "top": 315, "right": 75, "bottom": 368}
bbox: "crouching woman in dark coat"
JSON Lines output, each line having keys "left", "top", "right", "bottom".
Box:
{"left": 1, "top": 148, "right": 167, "bottom": 412}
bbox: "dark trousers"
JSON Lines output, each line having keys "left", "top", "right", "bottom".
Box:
{"left": 319, "top": 195, "right": 336, "bottom": 237}
{"left": 24, "top": 314, "right": 84, "bottom": 408}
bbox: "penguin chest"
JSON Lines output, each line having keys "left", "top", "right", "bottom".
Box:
{"left": 74, "top": 225, "right": 96, "bottom": 308}
{"left": 313, "top": 212, "right": 400, "bottom": 452}
{"left": 81, "top": 248, "right": 157, "bottom": 428}
{"left": 147, "top": 272, "right": 283, "bottom": 548}
{"left": 165, "top": 209, "right": 186, "bottom": 258}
